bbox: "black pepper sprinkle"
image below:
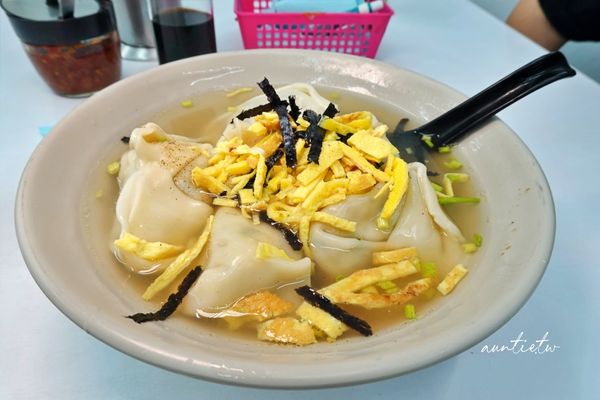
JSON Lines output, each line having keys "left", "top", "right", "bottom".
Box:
{"left": 295, "top": 285, "right": 373, "bottom": 336}
{"left": 121, "top": 136, "right": 130, "bottom": 144}
{"left": 126, "top": 267, "right": 203, "bottom": 323}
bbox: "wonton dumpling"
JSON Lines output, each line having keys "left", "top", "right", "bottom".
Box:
{"left": 114, "top": 123, "right": 214, "bottom": 274}
{"left": 409, "top": 162, "right": 464, "bottom": 242}
{"left": 118, "top": 123, "right": 212, "bottom": 186}
{"left": 115, "top": 164, "right": 214, "bottom": 274}
{"left": 386, "top": 163, "right": 463, "bottom": 264}
{"left": 309, "top": 228, "right": 383, "bottom": 283}
{"left": 308, "top": 184, "right": 393, "bottom": 281}
{"left": 309, "top": 162, "right": 464, "bottom": 281}
{"left": 182, "top": 207, "right": 312, "bottom": 315}
{"left": 318, "top": 183, "right": 398, "bottom": 242}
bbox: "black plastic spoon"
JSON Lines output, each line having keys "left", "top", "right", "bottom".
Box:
{"left": 390, "top": 52, "right": 576, "bottom": 163}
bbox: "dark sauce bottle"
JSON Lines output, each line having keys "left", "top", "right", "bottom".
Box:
{"left": 152, "top": 7, "right": 216, "bottom": 64}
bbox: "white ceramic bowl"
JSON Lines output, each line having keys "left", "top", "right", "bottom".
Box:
{"left": 15, "top": 50, "right": 554, "bottom": 388}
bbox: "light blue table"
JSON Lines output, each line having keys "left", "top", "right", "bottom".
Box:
{"left": 1, "top": 1, "right": 598, "bottom": 398}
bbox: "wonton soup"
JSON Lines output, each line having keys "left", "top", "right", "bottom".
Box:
{"left": 84, "top": 80, "right": 481, "bottom": 345}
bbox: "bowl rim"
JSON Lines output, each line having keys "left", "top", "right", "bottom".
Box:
{"left": 14, "top": 49, "right": 555, "bottom": 388}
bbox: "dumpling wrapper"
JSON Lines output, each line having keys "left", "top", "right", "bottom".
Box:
{"left": 409, "top": 162, "right": 464, "bottom": 242}
{"left": 118, "top": 122, "right": 212, "bottom": 186}
{"left": 307, "top": 183, "right": 392, "bottom": 281}
{"left": 318, "top": 183, "right": 396, "bottom": 242}
{"left": 115, "top": 164, "right": 213, "bottom": 274}
{"left": 182, "top": 207, "right": 312, "bottom": 315}
{"left": 386, "top": 163, "right": 463, "bottom": 258}
{"left": 114, "top": 123, "right": 214, "bottom": 274}
{"left": 310, "top": 162, "right": 464, "bottom": 281}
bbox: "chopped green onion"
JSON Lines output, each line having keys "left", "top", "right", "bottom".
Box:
{"left": 445, "top": 173, "right": 469, "bottom": 183}
{"left": 473, "top": 233, "right": 483, "bottom": 247}
{"left": 430, "top": 181, "right": 444, "bottom": 192}
{"left": 106, "top": 161, "right": 120, "bottom": 176}
{"left": 376, "top": 280, "right": 398, "bottom": 294}
{"left": 180, "top": 100, "right": 194, "bottom": 108}
{"left": 442, "top": 173, "right": 470, "bottom": 197}
{"left": 421, "top": 262, "right": 437, "bottom": 278}
{"left": 421, "top": 135, "right": 434, "bottom": 148}
{"left": 438, "top": 196, "right": 481, "bottom": 205}
{"left": 438, "top": 146, "right": 451, "bottom": 154}
{"left": 462, "top": 243, "right": 478, "bottom": 253}
{"left": 443, "top": 158, "right": 463, "bottom": 170}
{"left": 410, "top": 257, "right": 421, "bottom": 271}
{"left": 404, "top": 304, "right": 416, "bottom": 319}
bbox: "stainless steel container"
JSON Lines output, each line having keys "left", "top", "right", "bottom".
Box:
{"left": 112, "top": 0, "right": 156, "bottom": 61}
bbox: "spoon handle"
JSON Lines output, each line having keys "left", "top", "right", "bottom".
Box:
{"left": 422, "top": 52, "right": 576, "bottom": 147}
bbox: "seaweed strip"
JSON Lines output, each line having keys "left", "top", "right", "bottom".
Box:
{"left": 322, "top": 102, "right": 339, "bottom": 118}
{"left": 426, "top": 170, "right": 440, "bottom": 177}
{"left": 288, "top": 95, "right": 300, "bottom": 121}
{"left": 275, "top": 103, "right": 297, "bottom": 168}
{"left": 257, "top": 77, "right": 282, "bottom": 106}
{"left": 303, "top": 110, "right": 325, "bottom": 164}
{"left": 244, "top": 175, "right": 256, "bottom": 189}
{"left": 295, "top": 130, "right": 307, "bottom": 141}
{"left": 259, "top": 211, "right": 303, "bottom": 251}
{"left": 338, "top": 132, "right": 353, "bottom": 144}
{"left": 234, "top": 103, "right": 273, "bottom": 121}
{"left": 126, "top": 266, "right": 203, "bottom": 323}
{"left": 121, "top": 136, "right": 130, "bottom": 144}
{"left": 266, "top": 148, "right": 284, "bottom": 170}
{"left": 295, "top": 285, "right": 372, "bottom": 337}
{"left": 302, "top": 109, "right": 319, "bottom": 144}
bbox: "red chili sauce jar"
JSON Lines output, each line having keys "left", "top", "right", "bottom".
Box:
{"left": 2, "top": 0, "right": 121, "bottom": 97}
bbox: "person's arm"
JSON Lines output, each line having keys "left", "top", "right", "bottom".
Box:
{"left": 507, "top": 0, "right": 566, "bottom": 51}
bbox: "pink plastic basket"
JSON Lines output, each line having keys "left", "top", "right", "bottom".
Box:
{"left": 234, "top": 0, "right": 394, "bottom": 58}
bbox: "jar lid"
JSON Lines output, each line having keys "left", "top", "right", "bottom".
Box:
{"left": 1, "top": 0, "right": 116, "bottom": 46}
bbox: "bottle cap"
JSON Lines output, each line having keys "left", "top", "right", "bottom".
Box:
{"left": 1, "top": 0, "right": 116, "bottom": 46}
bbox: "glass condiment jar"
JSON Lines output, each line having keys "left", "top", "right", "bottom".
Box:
{"left": 1, "top": 0, "right": 122, "bottom": 97}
